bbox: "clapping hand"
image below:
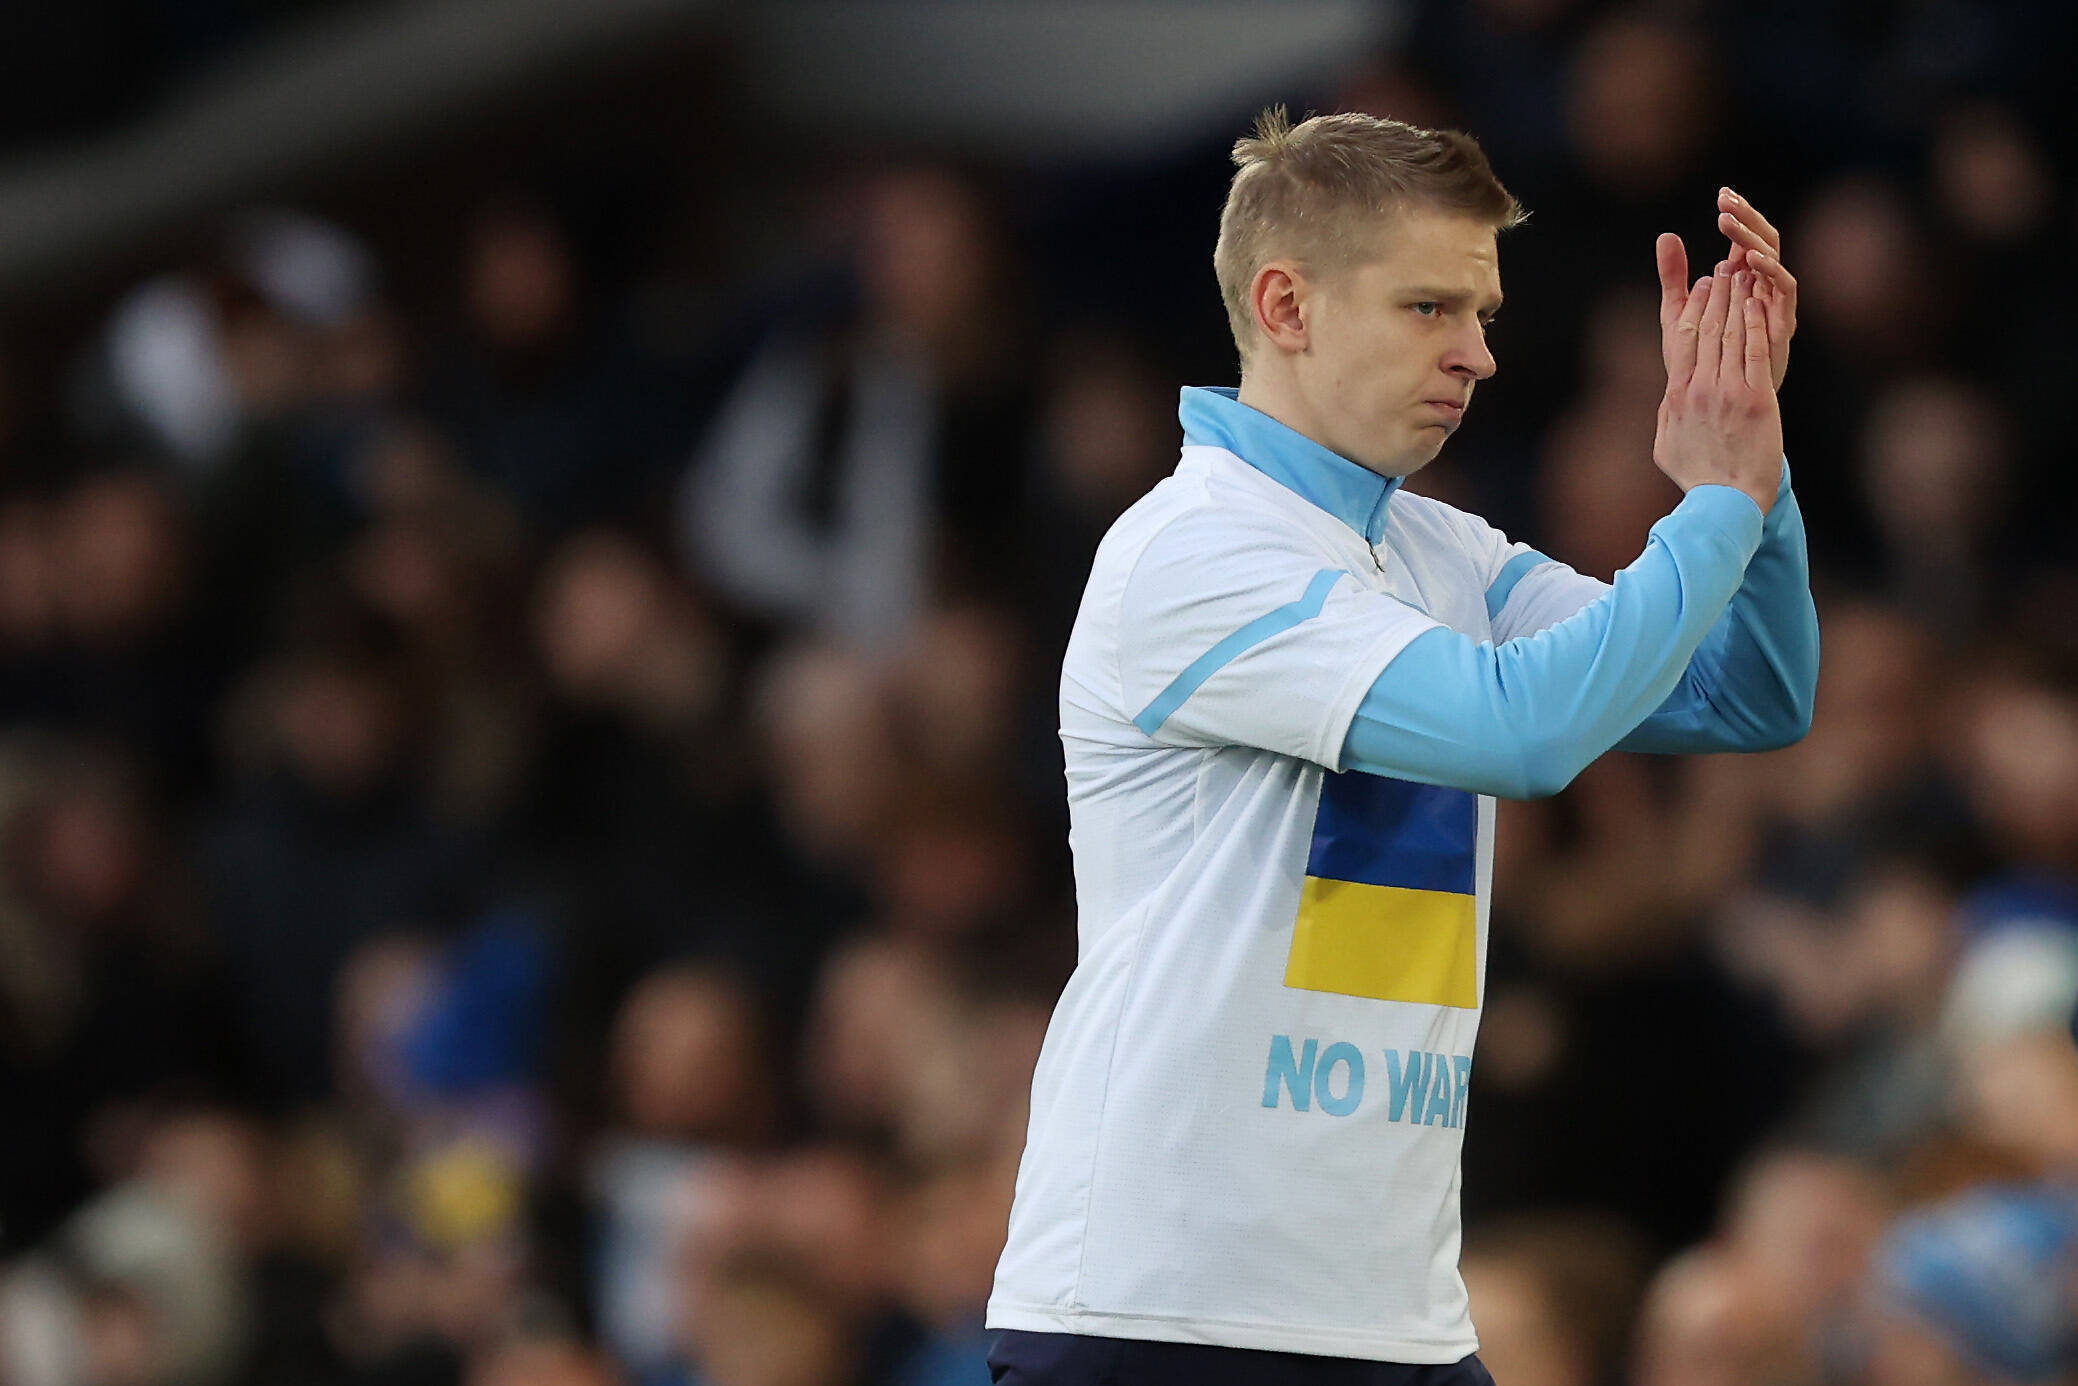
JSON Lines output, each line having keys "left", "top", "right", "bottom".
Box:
{"left": 1657, "top": 188, "right": 1798, "bottom": 392}
{"left": 1651, "top": 257, "right": 1784, "bottom": 517}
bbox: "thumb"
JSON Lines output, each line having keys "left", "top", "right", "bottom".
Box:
{"left": 1655, "top": 234, "right": 1689, "bottom": 328}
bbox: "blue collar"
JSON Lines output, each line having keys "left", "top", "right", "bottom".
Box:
{"left": 1178, "top": 387, "right": 1403, "bottom": 545}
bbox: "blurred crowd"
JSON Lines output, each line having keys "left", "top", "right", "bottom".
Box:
{"left": 3, "top": 2, "right": 2078, "bottom": 1384}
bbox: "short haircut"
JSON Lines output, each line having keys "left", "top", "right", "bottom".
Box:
{"left": 1214, "top": 108, "right": 1525, "bottom": 366}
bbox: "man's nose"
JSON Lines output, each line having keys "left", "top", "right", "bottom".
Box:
{"left": 1447, "top": 329, "right": 1497, "bottom": 381}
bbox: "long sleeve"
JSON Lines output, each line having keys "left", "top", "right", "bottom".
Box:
{"left": 1615, "top": 467, "right": 1818, "bottom": 753}
{"left": 1339, "top": 485, "right": 1766, "bottom": 799}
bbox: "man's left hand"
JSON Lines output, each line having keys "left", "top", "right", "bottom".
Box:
{"left": 1655, "top": 189, "right": 1798, "bottom": 392}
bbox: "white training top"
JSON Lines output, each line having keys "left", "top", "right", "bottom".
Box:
{"left": 989, "top": 428, "right": 1564, "bottom": 1362}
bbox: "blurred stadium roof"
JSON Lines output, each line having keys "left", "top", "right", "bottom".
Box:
{"left": 0, "top": 0, "right": 1390, "bottom": 303}
{"left": 735, "top": 1, "right": 1393, "bottom": 154}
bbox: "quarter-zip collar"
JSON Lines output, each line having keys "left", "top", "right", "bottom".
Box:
{"left": 1179, "top": 386, "right": 1403, "bottom": 545}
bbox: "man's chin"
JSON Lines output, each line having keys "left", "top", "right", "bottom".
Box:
{"left": 1389, "top": 433, "right": 1449, "bottom": 479}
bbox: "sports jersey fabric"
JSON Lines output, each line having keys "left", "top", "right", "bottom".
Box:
{"left": 987, "top": 386, "right": 1817, "bottom": 1361}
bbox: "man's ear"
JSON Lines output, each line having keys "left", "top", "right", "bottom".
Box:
{"left": 1251, "top": 262, "right": 1310, "bottom": 354}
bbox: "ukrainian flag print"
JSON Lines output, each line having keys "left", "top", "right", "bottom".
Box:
{"left": 1283, "top": 772, "right": 1480, "bottom": 1008}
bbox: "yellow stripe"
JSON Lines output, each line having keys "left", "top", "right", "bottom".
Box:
{"left": 1283, "top": 878, "right": 1478, "bottom": 1008}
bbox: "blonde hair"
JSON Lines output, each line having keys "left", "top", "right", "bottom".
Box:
{"left": 1214, "top": 108, "right": 1525, "bottom": 365}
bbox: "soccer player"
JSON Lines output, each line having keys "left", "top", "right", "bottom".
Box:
{"left": 986, "top": 110, "right": 1817, "bottom": 1385}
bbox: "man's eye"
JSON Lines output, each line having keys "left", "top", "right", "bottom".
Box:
{"left": 1412, "top": 302, "right": 1440, "bottom": 316}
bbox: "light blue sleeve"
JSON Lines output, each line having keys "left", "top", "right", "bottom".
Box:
{"left": 1340, "top": 485, "right": 1765, "bottom": 799}
{"left": 1615, "top": 467, "right": 1818, "bottom": 753}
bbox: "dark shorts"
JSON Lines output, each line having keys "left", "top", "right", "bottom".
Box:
{"left": 987, "top": 1331, "right": 1498, "bottom": 1386}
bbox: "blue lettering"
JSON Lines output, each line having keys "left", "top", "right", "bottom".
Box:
{"left": 1452, "top": 1056, "right": 1473, "bottom": 1128}
{"left": 1423, "top": 1052, "right": 1453, "bottom": 1125}
{"left": 1263, "top": 1035, "right": 1317, "bottom": 1111}
{"left": 1314, "top": 1042, "right": 1366, "bottom": 1116}
{"left": 1383, "top": 1048, "right": 1431, "bottom": 1122}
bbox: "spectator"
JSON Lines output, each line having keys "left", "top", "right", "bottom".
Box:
{"left": 677, "top": 167, "right": 1036, "bottom": 650}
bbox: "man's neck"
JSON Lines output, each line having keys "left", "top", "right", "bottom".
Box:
{"left": 1235, "top": 371, "right": 1320, "bottom": 449}
{"left": 1236, "top": 370, "right": 1398, "bottom": 479}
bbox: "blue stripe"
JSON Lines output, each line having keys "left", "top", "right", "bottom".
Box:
{"left": 1306, "top": 771, "right": 1478, "bottom": 894}
{"left": 1484, "top": 550, "right": 1552, "bottom": 621}
{"left": 1133, "top": 569, "right": 1346, "bottom": 736}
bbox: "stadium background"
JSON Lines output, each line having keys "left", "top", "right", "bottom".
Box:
{"left": 3, "top": 1, "right": 2077, "bottom": 1383}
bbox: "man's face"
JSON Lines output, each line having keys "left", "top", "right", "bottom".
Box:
{"left": 1291, "top": 208, "right": 1503, "bottom": 476}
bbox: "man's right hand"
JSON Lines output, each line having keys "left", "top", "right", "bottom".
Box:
{"left": 1651, "top": 252, "right": 1782, "bottom": 517}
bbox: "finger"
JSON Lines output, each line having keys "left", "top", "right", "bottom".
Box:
{"left": 1765, "top": 276, "right": 1796, "bottom": 349}
{"left": 1744, "top": 247, "right": 1797, "bottom": 306}
{"left": 1719, "top": 270, "right": 1751, "bottom": 386}
{"left": 1746, "top": 247, "right": 1797, "bottom": 389}
{"left": 1717, "top": 212, "right": 1778, "bottom": 263}
{"left": 1742, "top": 291, "right": 1771, "bottom": 393}
{"left": 1718, "top": 188, "right": 1782, "bottom": 255}
{"left": 1656, "top": 233, "right": 1690, "bottom": 328}
{"left": 1692, "top": 262, "right": 1733, "bottom": 389}
{"left": 1666, "top": 275, "right": 1710, "bottom": 383}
